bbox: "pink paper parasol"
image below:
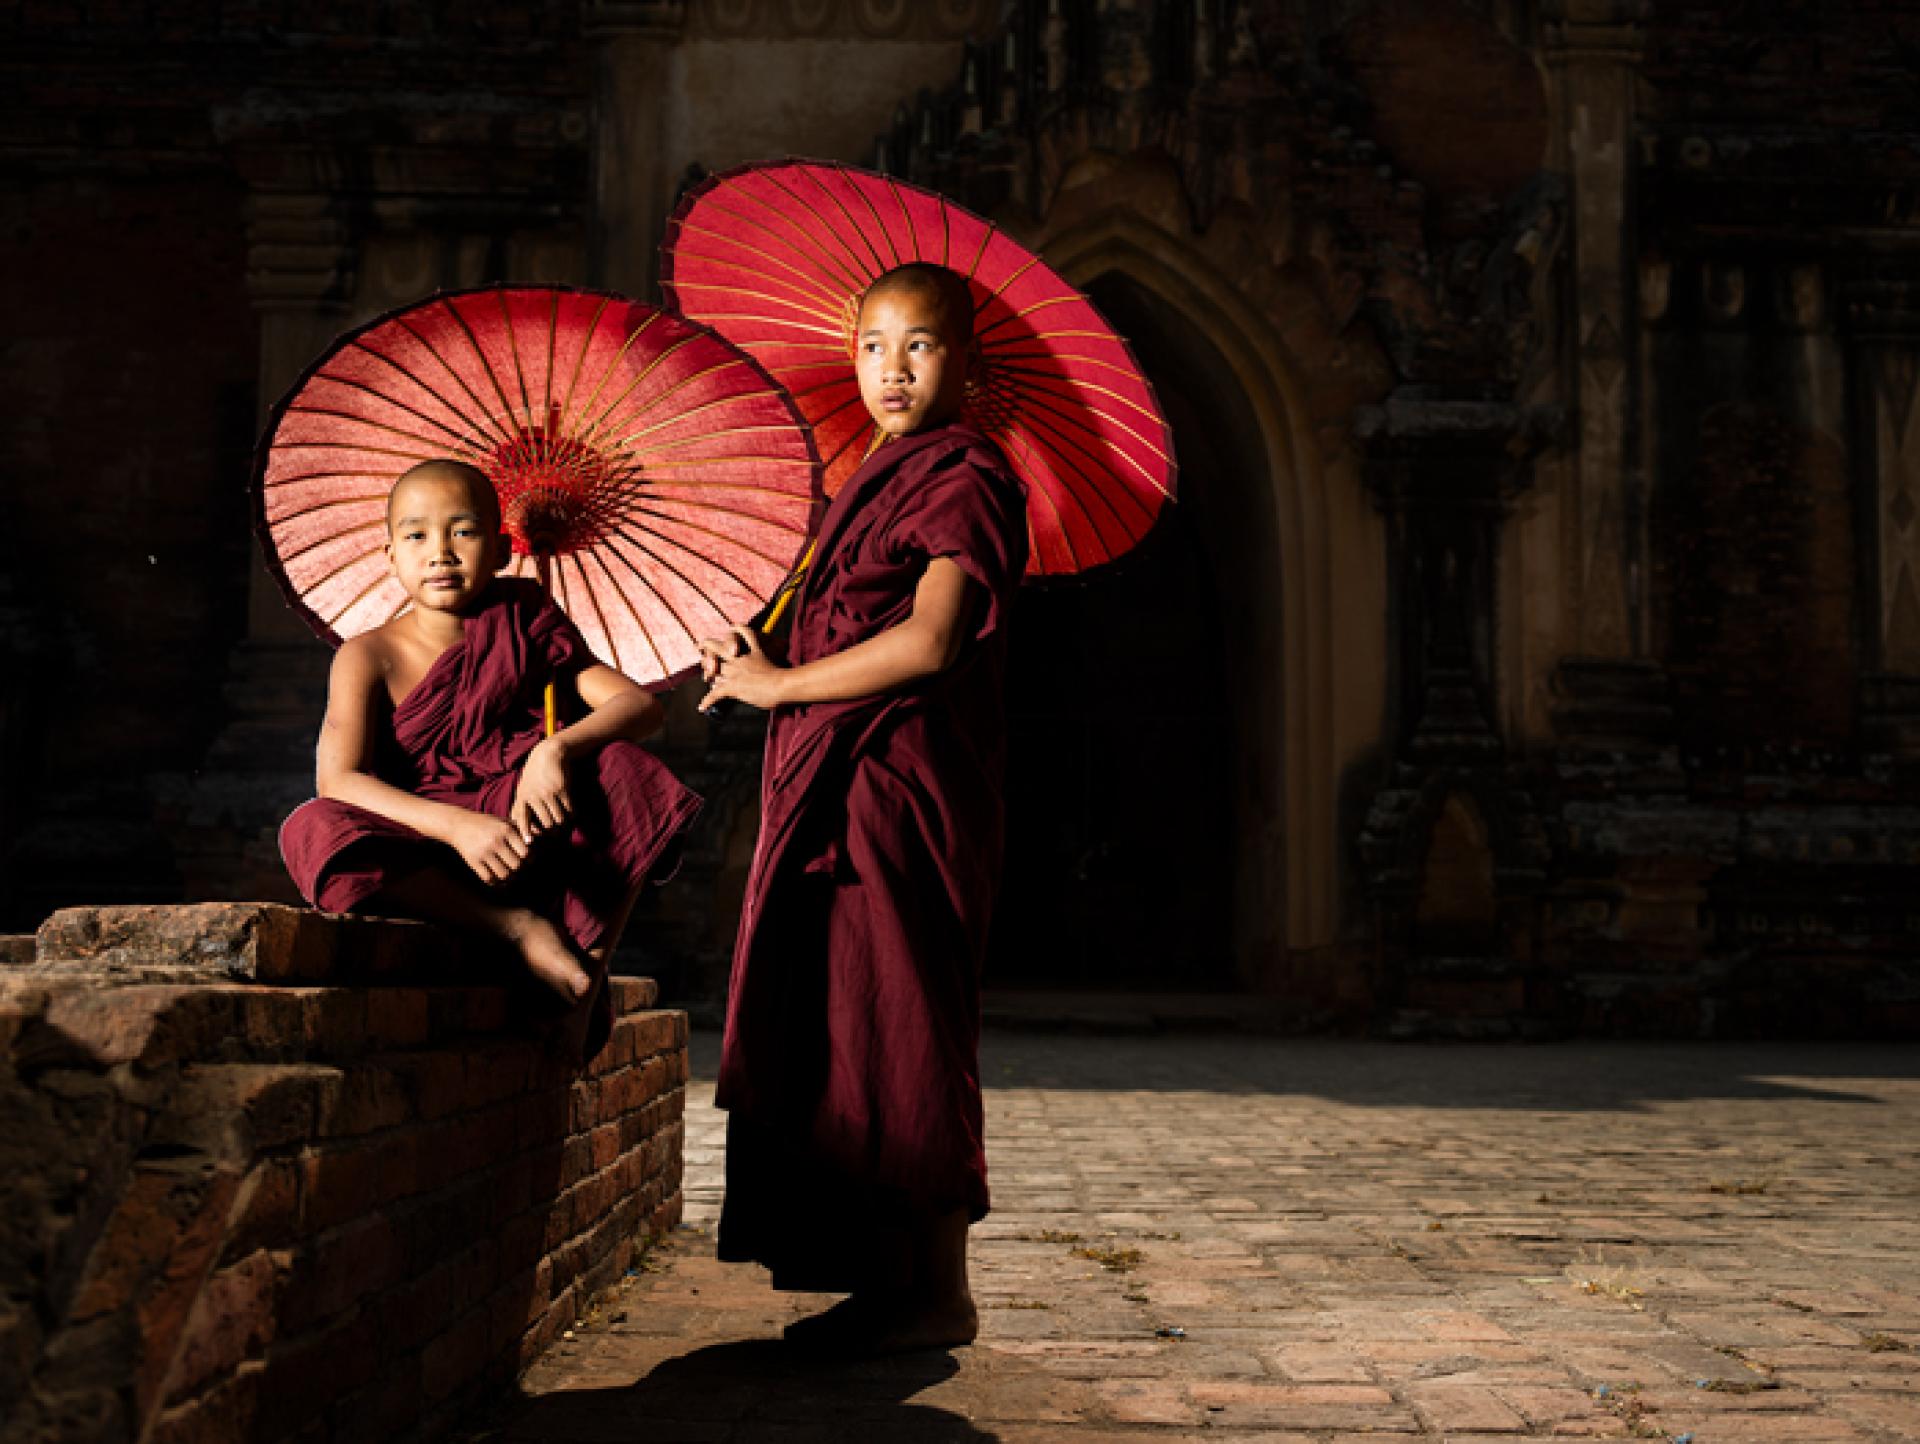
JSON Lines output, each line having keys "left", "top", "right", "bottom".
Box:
{"left": 660, "top": 159, "right": 1175, "bottom": 577}
{"left": 253, "top": 284, "right": 820, "bottom": 685}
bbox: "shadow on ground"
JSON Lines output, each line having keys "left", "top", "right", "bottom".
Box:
{"left": 481, "top": 1340, "right": 998, "bottom": 1443}
{"left": 688, "top": 1027, "right": 1920, "bottom": 1112}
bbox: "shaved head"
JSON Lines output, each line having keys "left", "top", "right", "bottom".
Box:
{"left": 387, "top": 459, "right": 501, "bottom": 533}
{"left": 859, "top": 263, "right": 975, "bottom": 348}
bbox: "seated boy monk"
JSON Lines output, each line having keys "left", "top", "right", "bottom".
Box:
{"left": 280, "top": 460, "right": 701, "bottom": 1042}
{"left": 698, "top": 262, "right": 1028, "bottom": 1353}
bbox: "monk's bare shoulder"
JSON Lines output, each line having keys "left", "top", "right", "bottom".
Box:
{"left": 328, "top": 629, "right": 394, "bottom": 705}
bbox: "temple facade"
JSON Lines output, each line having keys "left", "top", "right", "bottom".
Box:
{"left": 4, "top": 0, "right": 1917, "bottom": 1034}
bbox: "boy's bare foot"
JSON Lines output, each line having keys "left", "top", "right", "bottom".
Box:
{"left": 500, "top": 909, "right": 591, "bottom": 1003}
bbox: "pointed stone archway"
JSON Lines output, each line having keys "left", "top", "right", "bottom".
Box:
{"left": 997, "top": 160, "right": 1393, "bottom": 995}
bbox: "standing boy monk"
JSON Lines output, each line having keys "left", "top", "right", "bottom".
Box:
{"left": 698, "top": 262, "right": 1028, "bottom": 1354}
{"left": 280, "top": 460, "right": 701, "bottom": 1039}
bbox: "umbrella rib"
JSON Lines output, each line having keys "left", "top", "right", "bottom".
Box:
{"left": 585, "top": 548, "right": 665, "bottom": 681}
{"left": 594, "top": 541, "right": 678, "bottom": 679}
{"left": 543, "top": 292, "right": 558, "bottom": 434}
{"left": 300, "top": 373, "right": 488, "bottom": 453}
{"left": 766, "top": 166, "right": 889, "bottom": 288}
{"left": 995, "top": 424, "right": 1083, "bottom": 573}
{"left": 280, "top": 515, "right": 390, "bottom": 567}
{"left": 736, "top": 339, "right": 853, "bottom": 358}
{"left": 1000, "top": 394, "right": 1163, "bottom": 531}
{"left": 819, "top": 164, "right": 898, "bottom": 276}
{"left": 788, "top": 373, "right": 863, "bottom": 401}
{"left": 685, "top": 191, "right": 864, "bottom": 294}
{"left": 987, "top": 370, "right": 1176, "bottom": 470}
{"left": 960, "top": 217, "right": 993, "bottom": 284}
{"left": 975, "top": 251, "right": 1040, "bottom": 314}
{"left": 627, "top": 423, "right": 807, "bottom": 460}
{"left": 689, "top": 190, "right": 870, "bottom": 299}
{"left": 608, "top": 520, "right": 760, "bottom": 639}
{"left": 283, "top": 405, "right": 484, "bottom": 459}
{"left": 266, "top": 493, "right": 389, "bottom": 526}
{"left": 621, "top": 499, "right": 800, "bottom": 571}
{"left": 980, "top": 359, "right": 1172, "bottom": 433}
{"left": 625, "top": 458, "right": 813, "bottom": 478}
{"left": 818, "top": 419, "right": 881, "bottom": 478}
{"left": 558, "top": 294, "right": 612, "bottom": 429}
{"left": 562, "top": 551, "right": 620, "bottom": 670}
{"left": 1002, "top": 385, "right": 1173, "bottom": 502}
{"left": 975, "top": 292, "right": 1085, "bottom": 344}
{"left": 571, "top": 310, "right": 665, "bottom": 443}
{"left": 348, "top": 336, "right": 518, "bottom": 453}
{"left": 598, "top": 358, "right": 758, "bottom": 447}
{"left": 665, "top": 276, "right": 846, "bottom": 331}
{"left": 991, "top": 403, "right": 1145, "bottom": 545}
{"left": 392, "top": 317, "right": 522, "bottom": 452}
{"left": 317, "top": 561, "right": 399, "bottom": 631}
{"left": 639, "top": 483, "right": 814, "bottom": 509}
{"left": 659, "top": 253, "right": 845, "bottom": 323}
{"left": 574, "top": 331, "right": 703, "bottom": 453}
{"left": 664, "top": 235, "right": 851, "bottom": 311}
{"left": 270, "top": 439, "right": 446, "bottom": 466}
{"left": 443, "top": 297, "right": 526, "bottom": 434}
{"left": 842, "top": 167, "right": 903, "bottom": 272}
{"left": 263, "top": 468, "right": 395, "bottom": 491}
{"left": 798, "top": 390, "right": 867, "bottom": 429}
{"left": 1002, "top": 412, "right": 1152, "bottom": 548}
{"left": 498, "top": 289, "right": 536, "bottom": 429}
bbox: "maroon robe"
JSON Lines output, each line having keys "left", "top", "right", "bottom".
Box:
{"left": 280, "top": 577, "right": 702, "bottom": 964}
{"left": 717, "top": 419, "right": 1028, "bottom": 1292}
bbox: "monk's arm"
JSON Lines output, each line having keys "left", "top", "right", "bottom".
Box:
{"left": 554, "top": 664, "right": 665, "bottom": 755}
{"left": 701, "top": 557, "right": 974, "bottom": 710}
{"left": 508, "top": 664, "right": 664, "bottom": 838}
{"left": 315, "top": 641, "right": 529, "bottom": 877}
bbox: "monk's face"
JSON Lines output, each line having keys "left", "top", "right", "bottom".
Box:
{"left": 384, "top": 467, "right": 508, "bottom": 616}
{"left": 854, "top": 284, "right": 971, "bottom": 439}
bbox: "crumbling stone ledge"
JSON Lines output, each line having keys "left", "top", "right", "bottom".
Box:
{"left": 0, "top": 903, "right": 688, "bottom": 1444}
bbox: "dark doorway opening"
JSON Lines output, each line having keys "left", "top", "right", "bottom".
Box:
{"left": 987, "top": 272, "right": 1268, "bottom": 990}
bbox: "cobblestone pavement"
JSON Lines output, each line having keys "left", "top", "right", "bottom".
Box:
{"left": 483, "top": 1032, "right": 1920, "bottom": 1443}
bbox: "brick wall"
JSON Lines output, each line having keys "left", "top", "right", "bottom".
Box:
{"left": 0, "top": 904, "right": 686, "bottom": 1444}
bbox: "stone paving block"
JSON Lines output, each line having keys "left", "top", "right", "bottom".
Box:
{"left": 480, "top": 1034, "right": 1920, "bottom": 1444}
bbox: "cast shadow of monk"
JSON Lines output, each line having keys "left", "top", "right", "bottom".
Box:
{"left": 488, "top": 1338, "right": 999, "bottom": 1443}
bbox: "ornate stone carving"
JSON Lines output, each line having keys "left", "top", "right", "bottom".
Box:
{"left": 687, "top": 0, "right": 992, "bottom": 40}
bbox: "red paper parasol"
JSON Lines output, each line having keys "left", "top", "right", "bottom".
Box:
{"left": 254, "top": 285, "right": 820, "bottom": 685}
{"left": 660, "top": 160, "right": 1175, "bottom": 577}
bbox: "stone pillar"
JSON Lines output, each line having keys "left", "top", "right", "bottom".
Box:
{"left": 586, "top": 0, "right": 687, "bottom": 301}
{"left": 1844, "top": 274, "right": 1920, "bottom": 755}
{"left": 162, "top": 166, "right": 357, "bottom": 901}
{"left": 1357, "top": 397, "right": 1555, "bottom": 1028}
{"left": 241, "top": 178, "right": 357, "bottom": 641}
{"left": 1543, "top": 1, "right": 1662, "bottom": 743}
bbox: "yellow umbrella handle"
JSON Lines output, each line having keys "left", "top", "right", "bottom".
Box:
{"left": 761, "top": 540, "right": 815, "bottom": 634}
{"left": 543, "top": 682, "right": 559, "bottom": 738}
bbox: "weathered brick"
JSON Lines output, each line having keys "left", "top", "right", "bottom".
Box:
{"left": 255, "top": 1314, "right": 378, "bottom": 1440}
{"left": 279, "top": 1214, "right": 401, "bottom": 1331}
{"left": 219, "top": 1160, "right": 300, "bottom": 1264}
{"left": 421, "top": 1304, "right": 492, "bottom": 1403}
{"left": 147, "top": 1359, "right": 265, "bottom": 1444}
{"left": 159, "top": 1249, "right": 279, "bottom": 1406}
{"left": 298, "top": 1145, "right": 382, "bottom": 1233}
{"left": 360, "top": 989, "right": 430, "bottom": 1050}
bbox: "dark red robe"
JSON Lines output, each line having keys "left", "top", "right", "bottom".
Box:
{"left": 716, "top": 419, "right": 1028, "bottom": 1293}
{"left": 279, "top": 577, "right": 702, "bottom": 963}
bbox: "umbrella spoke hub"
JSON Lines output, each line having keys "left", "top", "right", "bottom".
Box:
{"left": 484, "top": 422, "right": 619, "bottom": 558}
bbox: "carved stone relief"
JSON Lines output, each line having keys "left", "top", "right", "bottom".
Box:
{"left": 1872, "top": 346, "right": 1920, "bottom": 668}
{"left": 689, "top": 0, "right": 993, "bottom": 40}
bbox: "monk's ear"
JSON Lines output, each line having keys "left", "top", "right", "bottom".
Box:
{"left": 491, "top": 529, "right": 512, "bottom": 573}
